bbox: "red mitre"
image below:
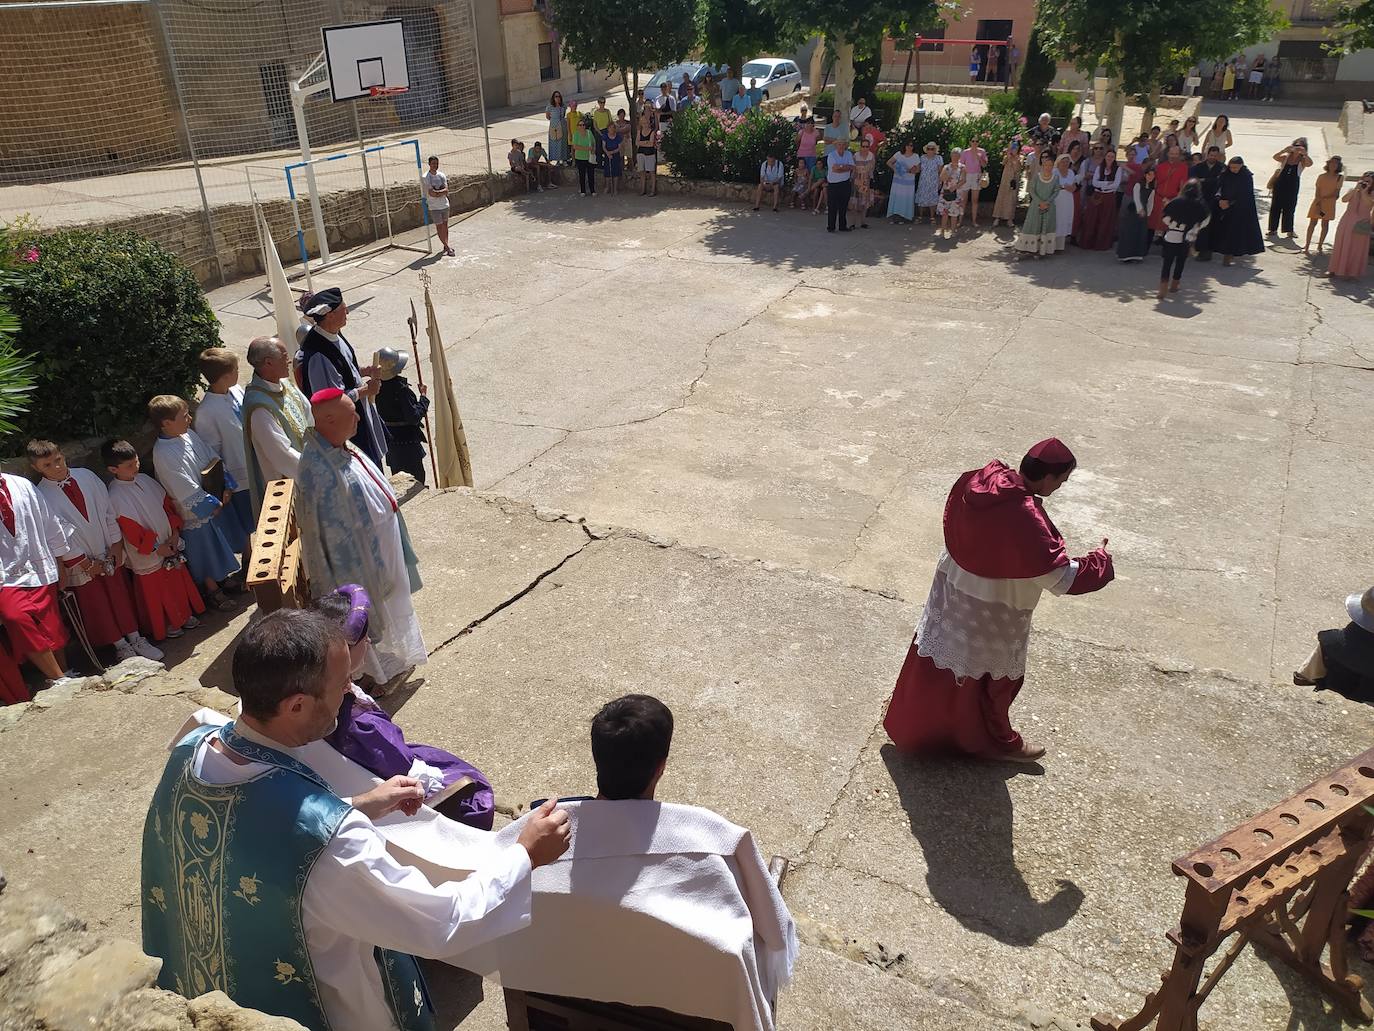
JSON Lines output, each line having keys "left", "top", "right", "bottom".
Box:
{"left": 310, "top": 387, "right": 345, "bottom": 406}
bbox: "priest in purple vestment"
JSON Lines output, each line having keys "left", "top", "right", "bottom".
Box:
{"left": 318, "top": 584, "right": 494, "bottom": 829}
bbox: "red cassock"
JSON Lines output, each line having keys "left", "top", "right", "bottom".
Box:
{"left": 117, "top": 509, "right": 206, "bottom": 641}
{"left": 883, "top": 460, "right": 1113, "bottom": 758}
{"left": 0, "top": 632, "right": 29, "bottom": 705}
{"left": 1149, "top": 161, "right": 1189, "bottom": 232}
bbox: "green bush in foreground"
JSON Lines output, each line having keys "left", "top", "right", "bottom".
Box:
{"left": 6, "top": 227, "right": 219, "bottom": 443}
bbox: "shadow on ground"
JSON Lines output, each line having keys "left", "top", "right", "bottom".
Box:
{"left": 882, "top": 743, "right": 1084, "bottom": 947}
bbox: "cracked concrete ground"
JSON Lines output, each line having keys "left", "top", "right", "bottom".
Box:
{"left": 4, "top": 124, "right": 1374, "bottom": 1030}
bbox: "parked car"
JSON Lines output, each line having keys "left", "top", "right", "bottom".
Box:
{"left": 739, "top": 58, "right": 803, "bottom": 101}
{"left": 643, "top": 62, "right": 723, "bottom": 98}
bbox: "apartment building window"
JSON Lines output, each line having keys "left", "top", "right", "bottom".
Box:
{"left": 539, "top": 41, "right": 559, "bottom": 81}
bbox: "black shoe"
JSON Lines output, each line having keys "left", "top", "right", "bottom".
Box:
{"left": 827, "top": 227, "right": 835, "bottom": 232}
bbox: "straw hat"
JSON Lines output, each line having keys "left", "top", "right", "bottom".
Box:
{"left": 1347, "top": 587, "right": 1374, "bottom": 633}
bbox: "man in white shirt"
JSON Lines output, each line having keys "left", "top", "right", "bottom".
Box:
{"left": 848, "top": 96, "right": 872, "bottom": 130}
{"left": 142, "top": 607, "right": 571, "bottom": 1030}
{"left": 0, "top": 471, "right": 77, "bottom": 689}
{"left": 241, "top": 335, "right": 312, "bottom": 515}
{"left": 754, "top": 155, "right": 785, "bottom": 211}
{"left": 654, "top": 82, "right": 678, "bottom": 125}
{"left": 824, "top": 141, "right": 855, "bottom": 233}
{"left": 424, "top": 155, "right": 453, "bottom": 257}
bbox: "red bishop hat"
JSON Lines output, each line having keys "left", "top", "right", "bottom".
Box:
{"left": 310, "top": 387, "right": 346, "bottom": 406}
{"left": 1025, "top": 437, "right": 1076, "bottom": 465}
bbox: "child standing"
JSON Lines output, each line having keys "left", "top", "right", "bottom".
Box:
{"left": 193, "top": 348, "right": 254, "bottom": 546}
{"left": 28, "top": 440, "right": 162, "bottom": 662}
{"left": 149, "top": 394, "right": 240, "bottom": 610}
{"left": 0, "top": 469, "right": 78, "bottom": 690}
{"left": 103, "top": 440, "right": 205, "bottom": 641}
{"left": 374, "top": 348, "right": 430, "bottom": 485}
{"left": 790, "top": 158, "right": 811, "bottom": 209}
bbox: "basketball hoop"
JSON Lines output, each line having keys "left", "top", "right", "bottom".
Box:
{"left": 368, "top": 85, "right": 409, "bottom": 99}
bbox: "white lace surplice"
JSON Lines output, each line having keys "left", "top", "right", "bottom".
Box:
{"left": 915, "top": 550, "right": 1077, "bottom": 681}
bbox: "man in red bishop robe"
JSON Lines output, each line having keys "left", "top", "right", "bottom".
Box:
{"left": 884, "top": 438, "right": 1114, "bottom": 763}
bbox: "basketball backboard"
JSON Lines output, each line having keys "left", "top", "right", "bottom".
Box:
{"left": 321, "top": 20, "right": 409, "bottom": 102}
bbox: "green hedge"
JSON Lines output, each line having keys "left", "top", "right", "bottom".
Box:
{"left": 874, "top": 109, "right": 1023, "bottom": 196}
{"left": 661, "top": 103, "right": 799, "bottom": 184}
{"left": 987, "top": 89, "right": 1077, "bottom": 125}
{"left": 810, "top": 90, "right": 905, "bottom": 132}
{"left": 6, "top": 228, "right": 219, "bottom": 441}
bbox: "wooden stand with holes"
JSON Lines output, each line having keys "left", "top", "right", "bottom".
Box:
{"left": 1093, "top": 750, "right": 1374, "bottom": 1031}
{"left": 245, "top": 479, "right": 308, "bottom": 612}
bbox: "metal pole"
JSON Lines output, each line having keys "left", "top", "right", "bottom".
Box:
{"left": 291, "top": 59, "right": 332, "bottom": 265}
{"left": 376, "top": 150, "right": 395, "bottom": 245}
{"left": 468, "top": 0, "right": 494, "bottom": 179}
{"left": 151, "top": 0, "right": 225, "bottom": 286}
{"left": 916, "top": 41, "right": 923, "bottom": 111}
{"left": 352, "top": 103, "right": 379, "bottom": 240}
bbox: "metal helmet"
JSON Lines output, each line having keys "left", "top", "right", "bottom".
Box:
{"left": 376, "top": 347, "right": 409, "bottom": 380}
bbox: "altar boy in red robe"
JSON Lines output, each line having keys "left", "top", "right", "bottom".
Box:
{"left": 28, "top": 440, "right": 163, "bottom": 662}
{"left": 883, "top": 439, "right": 1114, "bottom": 763}
{"left": 103, "top": 440, "right": 206, "bottom": 642}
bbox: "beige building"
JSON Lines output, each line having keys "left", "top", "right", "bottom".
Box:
{"left": 474, "top": 0, "right": 616, "bottom": 110}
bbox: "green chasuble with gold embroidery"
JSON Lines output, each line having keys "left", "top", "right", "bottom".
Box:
{"left": 141, "top": 722, "right": 432, "bottom": 1031}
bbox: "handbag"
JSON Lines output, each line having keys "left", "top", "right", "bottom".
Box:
{"left": 979, "top": 170, "right": 990, "bottom": 190}
{"left": 1354, "top": 219, "right": 1372, "bottom": 236}
{"left": 1266, "top": 165, "right": 1282, "bottom": 191}
{"left": 942, "top": 189, "right": 958, "bottom": 202}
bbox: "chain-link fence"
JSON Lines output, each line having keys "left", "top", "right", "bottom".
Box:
{"left": 0, "top": 0, "right": 490, "bottom": 285}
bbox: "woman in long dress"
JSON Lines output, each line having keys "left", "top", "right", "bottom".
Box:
{"left": 915, "top": 142, "right": 943, "bottom": 223}
{"left": 992, "top": 140, "right": 1024, "bottom": 226}
{"left": 1117, "top": 164, "right": 1157, "bottom": 262}
{"left": 1015, "top": 151, "right": 1060, "bottom": 258}
{"left": 886, "top": 142, "right": 919, "bottom": 223}
{"left": 1327, "top": 171, "right": 1374, "bottom": 279}
{"left": 1304, "top": 156, "right": 1344, "bottom": 253}
{"left": 1213, "top": 156, "right": 1266, "bottom": 265}
{"left": 1078, "top": 148, "right": 1124, "bottom": 249}
{"left": 1052, "top": 154, "right": 1078, "bottom": 250}
{"left": 545, "top": 90, "right": 569, "bottom": 164}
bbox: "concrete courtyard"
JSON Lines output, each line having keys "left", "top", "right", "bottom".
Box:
{"left": 3, "top": 101, "right": 1374, "bottom": 1030}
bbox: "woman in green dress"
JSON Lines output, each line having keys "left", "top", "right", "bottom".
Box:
{"left": 1015, "top": 150, "right": 1061, "bottom": 258}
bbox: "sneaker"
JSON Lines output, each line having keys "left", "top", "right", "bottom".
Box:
{"left": 209, "top": 591, "right": 236, "bottom": 612}
{"left": 165, "top": 626, "right": 185, "bottom": 639}
{"left": 114, "top": 640, "right": 137, "bottom": 662}
{"left": 132, "top": 635, "right": 165, "bottom": 661}
{"left": 182, "top": 616, "right": 202, "bottom": 630}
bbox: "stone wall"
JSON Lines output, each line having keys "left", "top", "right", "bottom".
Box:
{"left": 0, "top": 866, "right": 306, "bottom": 1030}
{"left": 109, "top": 170, "right": 527, "bottom": 287}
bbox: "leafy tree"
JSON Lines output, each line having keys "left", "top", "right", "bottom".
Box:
{"left": 546, "top": 0, "right": 697, "bottom": 123}
{"left": 698, "top": 0, "right": 800, "bottom": 88}
{"left": 1324, "top": 0, "right": 1374, "bottom": 53}
{"left": 1015, "top": 23, "right": 1057, "bottom": 120}
{"left": 1037, "top": 0, "right": 1285, "bottom": 102}
{"left": 762, "top": 0, "right": 946, "bottom": 115}
{"left": 1037, "top": 0, "right": 1283, "bottom": 137}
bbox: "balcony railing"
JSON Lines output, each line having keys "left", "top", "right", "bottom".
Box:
{"left": 1287, "top": 0, "right": 1333, "bottom": 25}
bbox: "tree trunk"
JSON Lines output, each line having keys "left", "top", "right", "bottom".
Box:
{"left": 621, "top": 68, "right": 633, "bottom": 127}
{"left": 808, "top": 35, "right": 825, "bottom": 98}
{"left": 833, "top": 36, "right": 855, "bottom": 116}
{"left": 1101, "top": 74, "right": 1126, "bottom": 146}
{"left": 1140, "top": 85, "right": 1160, "bottom": 134}
{"left": 901, "top": 46, "right": 914, "bottom": 96}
